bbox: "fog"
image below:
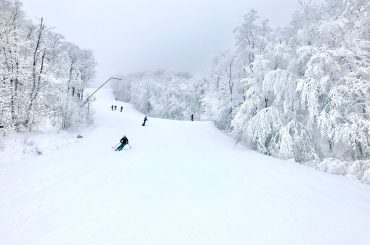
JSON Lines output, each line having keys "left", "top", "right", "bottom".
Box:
{"left": 21, "top": 0, "right": 323, "bottom": 82}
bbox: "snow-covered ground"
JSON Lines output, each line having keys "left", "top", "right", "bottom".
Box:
{"left": 1, "top": 89, "right": 370, "bottom": 245}
{"left": 0, "top": 130, "right": 85, "bottom": 165}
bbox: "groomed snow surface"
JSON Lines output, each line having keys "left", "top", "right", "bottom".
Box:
{"left": 1, "top": 89, "right": 370, "bottom": 245}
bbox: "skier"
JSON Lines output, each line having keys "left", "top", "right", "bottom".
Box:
{"left": 114, "top": 105, "right": 117, "bottom": 110}
{"left": 142, "top": 116, "right": 148, "bottom": 126}
{"left": 115, "top": 135, "right": 129, "bottom": 151}
{"left": 191, "top": 114, "right": 194, "bottom": 121}
{"left": 111, "top": 105, "right": 114, "bottom": 111}
{"left": 120, "top": 106, "right": 123, "bottom": 112}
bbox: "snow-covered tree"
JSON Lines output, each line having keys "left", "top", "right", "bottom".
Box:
{"left": 0, "top": 0, "right": 96, "bottom": 133}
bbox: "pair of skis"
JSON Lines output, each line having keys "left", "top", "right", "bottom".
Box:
{"left": 112, "top": 143, "right": 132, "bottom": 151}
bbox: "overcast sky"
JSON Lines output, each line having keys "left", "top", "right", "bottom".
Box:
{"left": 21, "top": 0, "right": 322, "bottom": 82}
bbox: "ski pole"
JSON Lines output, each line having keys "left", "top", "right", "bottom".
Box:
{"left": 112, "top": 143, "right": 120, "bottom": 148}
{"left": 128, "top": 143, "right": 132, "bottom": 148}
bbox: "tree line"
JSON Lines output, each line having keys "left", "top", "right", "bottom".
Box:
{"left": 0, "top": 0, "right": 96, "bottom": 133}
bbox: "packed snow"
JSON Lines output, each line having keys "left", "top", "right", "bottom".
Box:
{"left": 1, "top": 89, "right": 370, "bottom": 245}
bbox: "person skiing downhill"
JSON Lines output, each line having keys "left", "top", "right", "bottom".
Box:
{"left": 191, "top": 114, "right": 194, "bottom": 121}
{"left": 142, "top": 116, "right": 148, "bottom": 126}
{"left": 120, "top": 106, "right": 123, "bottom": 112}
{"left": 115, "top": 135, "right": 129, "bottom": 151}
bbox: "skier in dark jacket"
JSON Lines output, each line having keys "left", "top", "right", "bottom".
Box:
{"left": 120, "top": 106, "right": 123, "bottom": 112}
{"left": 115, "top": 135, "right": 129, "bottom": 151}
{"left": 111, "top": 105, "right": 114, "bottom": 111}
{"left": 191, "top": 114, "right": 194, "bottom": 121}
{"left": 142, "top": 116, "right": 148, "bottom": 126}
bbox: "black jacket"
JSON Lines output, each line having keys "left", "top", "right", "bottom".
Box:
{"left": 120, "top": 137, "right": 129, "bottom": 145}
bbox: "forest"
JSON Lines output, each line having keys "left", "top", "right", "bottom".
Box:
{"left": 0, "top": 0, "right": 96, "bottom": 133}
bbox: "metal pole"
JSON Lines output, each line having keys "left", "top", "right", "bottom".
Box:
{"left": 81, "top": 77, "right": 123, "bottom": 107}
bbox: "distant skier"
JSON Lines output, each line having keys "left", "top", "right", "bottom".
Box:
{"left": 115, "top": 135, "right": 129, "bottom": 151}
{"left": 111, "top": 105, "right": 114, "bottom": 111}
{"left": 114, "top": 105, "right": 117, "bottom": 110}
{"left": 120, "top": 106, "right": 123, "bottom": 112}
{"left": 142, "top": 116, "right": 148, "bottom": 126}
{"left": 191, "top": 114, "right": 194, "bottom": 121}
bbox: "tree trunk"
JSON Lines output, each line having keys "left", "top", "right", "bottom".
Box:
{"left": 25, "top": 18, "right": 45, "bottom": 127}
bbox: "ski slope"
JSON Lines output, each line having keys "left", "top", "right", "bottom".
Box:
{"left": 1, "top": 89, "right": 370, "bottom": 245}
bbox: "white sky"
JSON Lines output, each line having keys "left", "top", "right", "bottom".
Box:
{"left": 21, "top": 0, "right": 323, "bottom": 82}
